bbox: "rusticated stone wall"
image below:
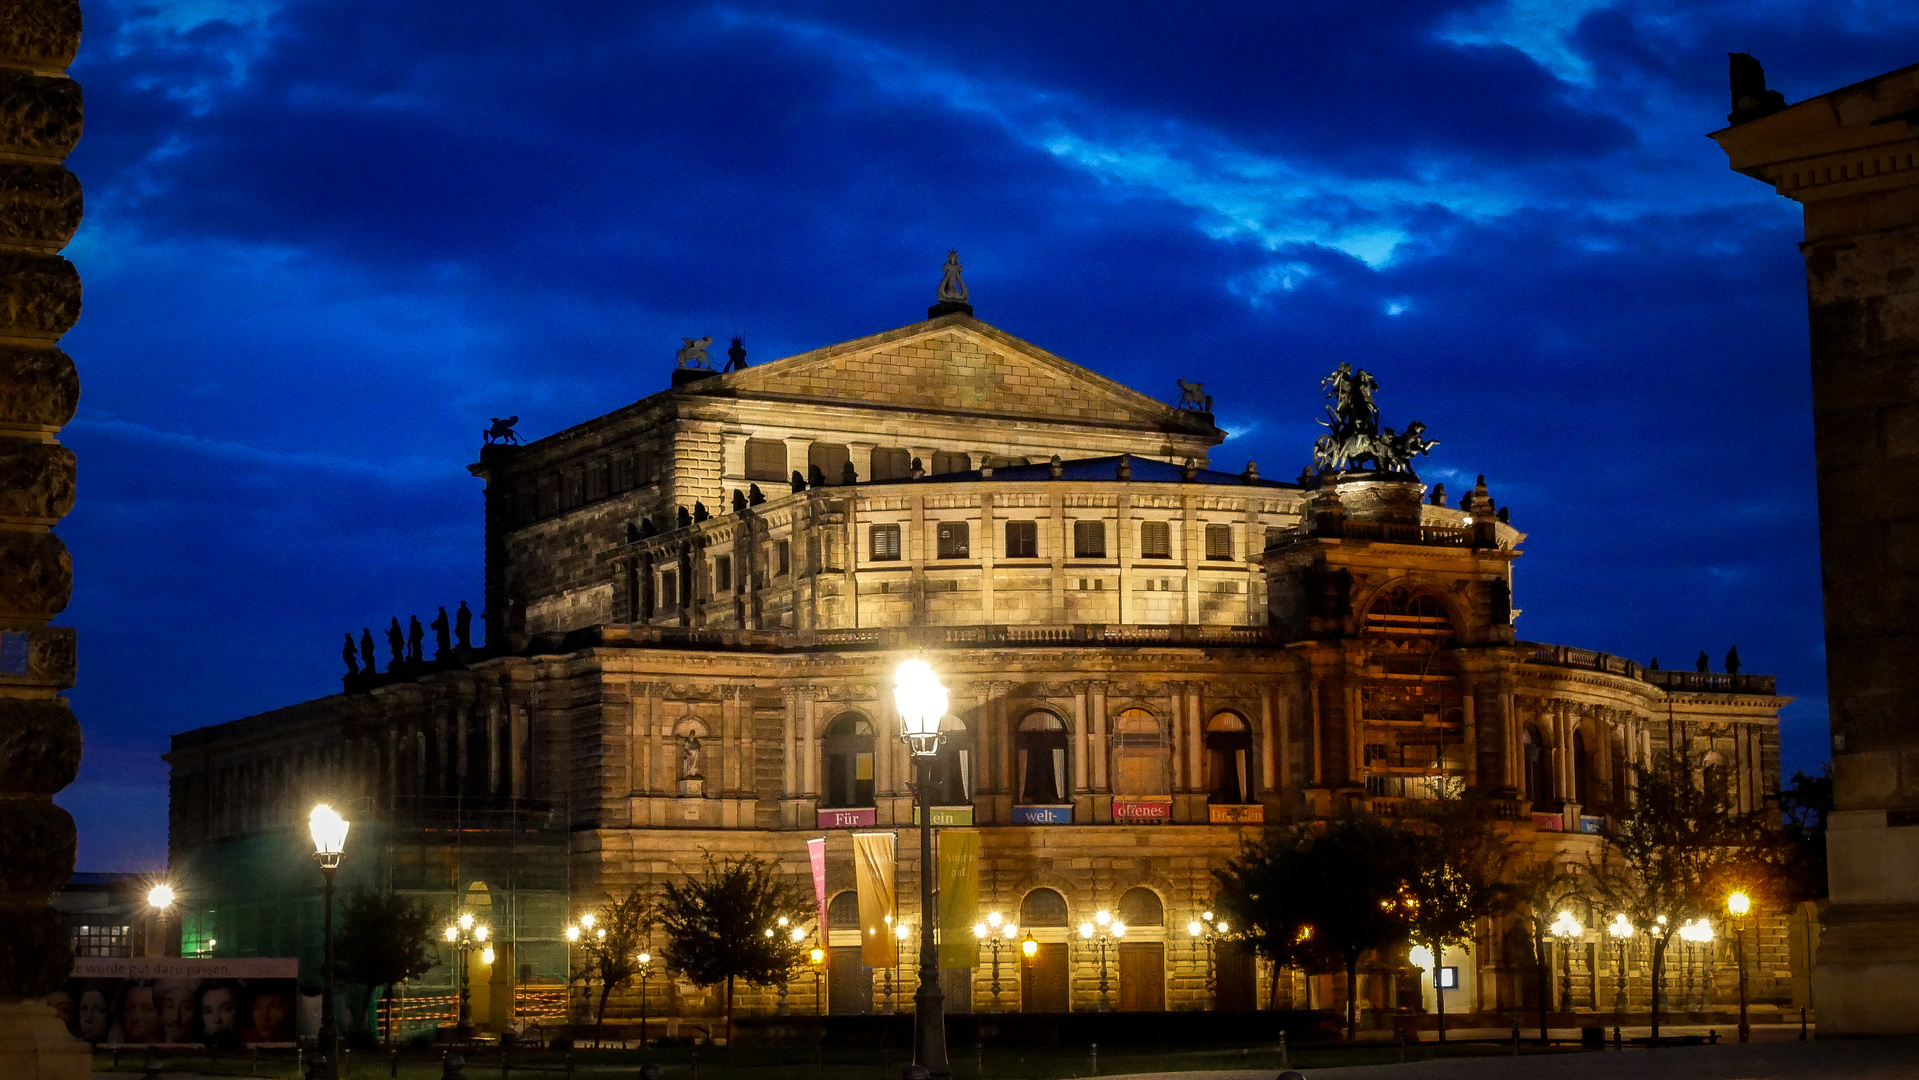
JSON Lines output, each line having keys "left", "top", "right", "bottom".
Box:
{"left": 0, "top": 0, "right": 86, "bottom": 1074}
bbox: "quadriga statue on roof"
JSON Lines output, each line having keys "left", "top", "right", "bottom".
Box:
{"left": 1311, "top": 364, "right": 1437, "bottom": 475}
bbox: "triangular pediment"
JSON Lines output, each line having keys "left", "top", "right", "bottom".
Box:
{"left": 693, "top": 315, "right": 1208, "bottom": 432}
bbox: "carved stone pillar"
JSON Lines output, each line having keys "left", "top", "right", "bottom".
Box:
{"left": 0, "top": 2, "right": 89, "bottom": 1075}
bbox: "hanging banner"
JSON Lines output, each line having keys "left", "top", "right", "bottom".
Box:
{"left": 57, "top": 958, "right": 299, "bottom": 1047}
{"left": 806, "top": 837, "right": 829, "bottom": 935}
{"left": 937, "top": 830, "right": 980, "bottom": 969}
{"left": 852, "top": 831, "right": 899, "bottom": 968}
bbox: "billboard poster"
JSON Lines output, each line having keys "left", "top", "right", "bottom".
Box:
{"left": 48, "top": 957, "right": 299, "bottom": 1047}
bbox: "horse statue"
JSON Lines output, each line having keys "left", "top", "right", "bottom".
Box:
{"left": 676, "top": 336, "right": 714, "bottom": 369}
{"left": 1175, "top": 378, "right": 1214, "bottom": 411}
{"left": 483, "top": 416, "right": 521, "bottom": 445}
{"left": 1378, "top": 421, "right": 1438, "bottom": 471}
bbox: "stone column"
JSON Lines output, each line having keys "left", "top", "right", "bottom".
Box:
{"left": 1715, "top": 60, "right": 1919, "bottom": 1035}
{"left": 0, "top": 1, "right": 89, "bottom": 1075}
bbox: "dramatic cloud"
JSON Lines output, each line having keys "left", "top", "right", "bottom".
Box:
{"left": 57, "top": 0, "right": 1909, "bottom": 868}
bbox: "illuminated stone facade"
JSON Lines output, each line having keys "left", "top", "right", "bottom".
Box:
{"left": 170, "top": 312, "right": 1793, "bottom": 1030}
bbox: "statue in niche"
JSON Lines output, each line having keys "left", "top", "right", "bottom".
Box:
{"left": 937, "top": 250, "right": 969, "bottom": 304}
{"left": 679, "top": 733, "right": 703, "bottom": 780}
{"left": 455, "top": 601, "right": 473, "bottom": 649}
{"left": 342, "top": 633, "right": 359, "bottom": 676}
{"left": 385, "top": 619, "right": 406, "bottom": 671}
{"left": 359, "top": 628, "right": 377, "bottom": 673}
{"left": 676, "top": 336, "right": 714, "bottom": 369}
{"left": 431, "top": 606, "right": 452, "bottom": 658}
{"left": 483, "top": 416, "right": 520, "bottom": 445}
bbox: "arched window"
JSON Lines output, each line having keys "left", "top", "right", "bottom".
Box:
{"left": 827, "top": 890, "right": 860, "bottom": 930}
{"left": 1017, "top": 712, "right": 1070, "bottom": 804}
{"left": 1117, "top": 887, "right": 1164, "bottom": 928}
{"left": 1572, "top": 730, "right": 1591, "bottom": 807}
{"left": 1363, "top": 587, "right": 1454, "bottom": 639}
{"left": 1205, "top": 712, "right": 1253, "bottom": 804}
{"left": 823, "top": 714, "right": 876, "bottom": 809}
{"left": 1703, "top": 754, "right": 1731, "bottom": 810}
{"left": 1110, "top": 709, "right": 1169, "bottom": 798}
{"left": 1021, "top": 888, "right": 1068, "bottom": 927}
{"left": 928, "top": 716, "right": 973, "bottom": 806}
{"left": 1523, "top": 723, "right": 1552, "bottom": 806}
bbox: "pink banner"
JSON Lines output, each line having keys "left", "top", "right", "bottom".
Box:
{"left": 1113, "top": 797, "right": 1172, "bottom": 821}
{"left": 807, "top": 837, "right": 828, "bottom": 932}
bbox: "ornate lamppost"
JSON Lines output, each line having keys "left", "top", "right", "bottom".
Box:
{"left": 565, "top": 914, "right": 604, "bottom": 1025}
{"left": 1727, "top": 891, "right": 1751, "bottom": 1043}
{"left": 1186, "top": 911, "right": 1226, "bottom": 1010}
{"left": 444, "top": 912, "right": 490, "bottom": 1039}
{"left": 1077, "top": 911, "right": 1127, "bottom": 1011}
{"left": 1606, "top": 914, "right": 1633, "bottom": 1013}
{"left": 809, "top": 947, "right": 825, "bottom": 1016}
{"left": 1677, "top": 918, "right": 1707, "bottom": 1012}
{"left": 145, "top": 883, "right": 176, "bottom": 958}
{"left": 308, "top": 804, "right": 349, "bottom": 1079}
{"left": 895, "top": 658, "right": 951, "bottom": 1079}
{"left": 770, "top": 918, "right": 806, "bottom": 1014}
{"left": 971, "top": 912, "right": 1019, "bottom": 1014}
{"left": 1548, "top": 911, "right": 1582, "bottom": 1015}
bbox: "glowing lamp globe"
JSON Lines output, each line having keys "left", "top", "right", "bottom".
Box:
{"left": 1078, "top": 923, "right": 1094, "bottom": 939}
{"left": 566, "top": 925, "right": 580, "bottom": 943}
{"left": 810, "top": 948, "right": 825, "bottom": 965}
{"left": 893, "top": 659, "right": 949, "bottom": 756}
{"left": 1021, "top": 937, "right": 1038, "bottom": 959}
{"left": 1728, "top": 891, "right": 1751, "bottom": 917}
{"left": 308, "top": 804, "right": 349, "bottom": 869}
{"left": 973, "top": 923, "right": 987, "bottom": 938}
{"left": 639, "top": 952, "right": 651, "bottom": 965}
{"left": 147, "top": 884, "right": 175, "bottom": 911}
{"left": 1112, "top": 923, "right": 1127, "bottom": 939}
{"left": 1608, "top": 914, "right": 1633, "bottom": 939}
{"left": 481, "top": 947, "right": 495, "bottom": 964}
{"left": 444, "top": 926, "right": 458, "bottom": 943}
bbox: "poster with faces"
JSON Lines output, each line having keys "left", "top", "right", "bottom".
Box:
{"left": 50, "top": 958, "right": 298, "bottom": 1047}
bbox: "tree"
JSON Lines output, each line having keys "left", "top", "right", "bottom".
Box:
{"left": 1399, "top": 796, "right": 1513, "bottom": 1042}
{"left": 1215, "top": 814, "right": 1412, "bottom": 1040}
{"left": 334, "top": 889, "right": 440, "bottom": 1046}
{"left": 575, "top": 885, "right": 655, "bottom": 1048}
{"left": 1591, "top": 751, "right": 1784, "bottom": 1042}
{"left": 1509, "top": 859, "right": 1584, "bottom": 1046}
{"left": 656, "top": 853, "right": 812, "bottom": 1045}
{"left": 1777, "top": 767, "right": 1832, "bottom": 902}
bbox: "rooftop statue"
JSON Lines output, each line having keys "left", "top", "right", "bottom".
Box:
{"left": 1175, "top": 378, "right": 1213, "bottom": 412}
{"left": 676, "top": 336, "right": 714, "bottom": 369}
{"left": 1311, "top": 364, "right": 1437, "bottom": 475}
{"left": 938, "top": 250, "right": 969, "bottom": 304}
{"left": 483, "top": 416, "right": 520, "bottom": 445}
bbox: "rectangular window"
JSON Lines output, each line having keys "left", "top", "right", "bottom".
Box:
{"left": 636, "top": 450, "right": 657, "bottom": 485}
{"left": 1139, "top": 521, "right": 1171, "bottom": 559}
{"left": 776, "top": 540, "right": 790, "bottom": 576}
{"left": 809, "top": 442, "right": 851, "bottom": 485}
{"left": 931, "top": 450, "right": 971, "bottom": 475}
{"left": 1212, "top": 580, "right": 1239, "bottom": 595}
{"left": 714, "top": 555, "right": 732, "bottom": 592}
{"left": 1005, "top": 520, "right": 1038, "bottom": 558}
{"left": 1205, "top": 523, "right": 1234, "bottom": 560}
{"left": 660, "top": 570, "right": 678, "bottom": 611}
{"left": 870, "top": 447, "right": 912, "bottom": 482}
{"left": 1073, "top": 520, "right": 1106, "bottom": 558}
{"left": 745, "top": 438, "right": 787, "bottom": 482}
{"left": 937, "top": 521, "right": 970, "bottom": 559}
{"left": 870, "top": 524, "right": 901, "bottom": 561}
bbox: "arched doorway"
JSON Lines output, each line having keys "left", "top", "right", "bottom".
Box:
{"left": 1019, "top": 888, "right": 1070, "bottom": 1012}
{"left": 1523, "top": 724, "right": 1552, "bottom": 808}
{"left": 1016, "top": 712, "right": 1070, "bottom": 805}
{"left": 1115, "top": 887, "right": 1165, "bottom": 1011}
{"left": 825, "top": 890, "right": 871, "bottom": 1014}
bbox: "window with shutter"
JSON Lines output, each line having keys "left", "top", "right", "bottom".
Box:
{"left": 870, "top": 447, "right": 912, "bottom": 481}
{"left": 745, "top": 439, "right": 787, "bottom": 481}
{"left": 1004, "top": 520, "right": 1038, "bottom": 558}
{"left": 937, "top": 521, "right": 970, "bottom": 559}
{"left": 809, "top": 443, "right": 850, "bottom": 485}
{"left": 931, "top": 450, "right": 971, "bottom": 475}
{"left": 870, "top": 524, "right": 901, "bottom": 561}
{"left": 1139, "top": 521, "right": 1171, "bottom": 559}
{"left": 1205, "top": 523, "right": 1234, "bottom": 560}
{"left": 1073, "top": 520, "right": 1106, "bottom": 558}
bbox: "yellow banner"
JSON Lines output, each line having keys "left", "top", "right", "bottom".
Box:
{"left": 853, "top": 831, "right": 898, "bottom": 968}
{"left": 937, "top": 829, "right": 980, "bottom": 969}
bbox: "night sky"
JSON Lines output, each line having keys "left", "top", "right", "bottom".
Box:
{"left": 56, "top": 0, "right": 1915, "bottom": 871}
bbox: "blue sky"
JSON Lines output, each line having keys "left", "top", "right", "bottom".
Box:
{"left": 57, "top": 0, "right": 1914, "bottom": 869}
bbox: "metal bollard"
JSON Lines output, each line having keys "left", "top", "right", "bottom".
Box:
{"left": 392, "top": 1047, "right": 400, "bottom": 1078}
{"left": 1801, "top": 1007, "right": 1809, "bottom": 1041}
{"left": 442, "top": 1050, "right": 466, "bottom": 1080}
{"left": 1614, "top": 1026, "right": 1622, "bottom": 1051}
{"left": 1278, "top": 1030, "right": 1288, "bottom": 1067}
{"left": 1090, "top": 1041, "right": 1098, "bottom": 1076}
{"left": 1511, "top": 1022, "right": 1521, "bottom": 1056}
{"left": 1708, "top": 1030, "right": 1719, "bottom": 1045}
{"left": 142, "top": 1047, "right": 163, "bottom": 1080}
{"left": 691, "top": 1049, "right": 700, "bottom": 1080}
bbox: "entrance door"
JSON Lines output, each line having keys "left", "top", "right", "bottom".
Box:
{"left": 1216, "top": 941, "right": 1256, "bottom": 1010}
{"left": 1020, "top": 943, "right": 1070, "bottom": 1012}
{"left": 828, "top": 949, "right": 872, "bottom": 1015}
{"left": 1117, "top": 942, "right": 1165, "bottom": 1011}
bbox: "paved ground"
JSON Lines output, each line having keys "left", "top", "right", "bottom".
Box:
{"left": 1106, "top": 1035, "right": 1919, "bottom": 1080}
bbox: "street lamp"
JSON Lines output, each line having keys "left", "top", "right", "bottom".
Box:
{"left": 1548, "top": 911, "right": 1581, "bottom": 1015}
{"left": 444, "top": 912, "right": 490, "bottom": 1039}
{"left": 895, "top": 658, "right": 951, "bottom": 1079}
{"left": 1188, "top": 911, "right": 1226, "bottom": 1010}
{"left": 810, "top": 947, "right": 826, "bottom": 1016}
{"left": 1727, "top": 891, "right": 1751, "bottom": 1043}
{"left": 1678, "top": 918, "right": 1713, "bottom": 1013}
{"left": 146, "top": 883, "right": 176, "bottom": 959}
{"left": 308, "top": 804, "right": 348, "bottom": 1078}
{"left": 972, "top": 913, "right": 1019, "bottom": 1014}
{"left": 636, "top": 951, "right": 653, "bottom": 1046}
{"left": 1077, "top": 911, "right": 1127, "bottom": 1011}
{"left": 1606, "top": 914, "right": 1633, "bottom": 1013}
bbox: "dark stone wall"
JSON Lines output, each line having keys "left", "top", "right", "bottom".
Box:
{"left": 0, "top": 0, "right": 83, "bottom": 1003}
